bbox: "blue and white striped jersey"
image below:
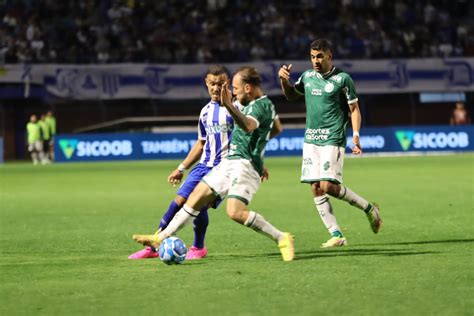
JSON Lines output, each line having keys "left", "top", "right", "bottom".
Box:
{"left": 198, "top": 100, "right": 241, "bottom": 167}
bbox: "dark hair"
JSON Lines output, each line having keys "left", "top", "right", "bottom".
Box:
{"left": 234, "top": 66, "right": 262, "bottom": 86}
{"left": 206, "top": 64, "right": 229, "bottom": 77}
{"left": 310, "top": 39, "right": 333, "bottom": 53}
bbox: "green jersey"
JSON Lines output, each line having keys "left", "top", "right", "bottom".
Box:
{"left": 45, "top": 116, "right": 56, "bottom": 135}
{"left": 228, "top": 95, "right": 276, "bottom": 176}
{"left": 38, "top": 120, "right": 51, "bottom": 141}
{"left": 295, "top": 67, "right": 358, "bottom": 147}
{"left": 27, "top": 122, "right": 41, "bottom": 144}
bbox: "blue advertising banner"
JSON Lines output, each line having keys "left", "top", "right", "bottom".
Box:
{"left": 55, "top": 132, "right": 198, "bottom": 162}
{"left": 346, "top": 125, "right": 474, "bottom": 153}
{"left": 55, "top": 125, "right": 474, "bottom": 163}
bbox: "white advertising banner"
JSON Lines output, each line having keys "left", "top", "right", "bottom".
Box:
{"left": 0, "top": 58, "right": 472, "bottom": 99}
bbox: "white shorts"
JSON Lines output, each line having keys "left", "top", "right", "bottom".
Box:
{"left": 301, "top": 143, "right": 345, "bottom": 184}
{"left": 203, "top": 158, "right": 260, "bottom": 205}
{"left": 28, "top": 141, "right": 43, "bottom": 152}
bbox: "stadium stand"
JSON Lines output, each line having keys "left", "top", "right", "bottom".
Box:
{"left": 0, "top": 0, "right": 473, "bottom": 64}
{"left": 0, "top": 0, "right": 473, "bottom": 160}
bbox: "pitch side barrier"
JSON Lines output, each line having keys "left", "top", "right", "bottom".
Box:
{"left": 54, "top": 125, "right": 474, "bottom": 163}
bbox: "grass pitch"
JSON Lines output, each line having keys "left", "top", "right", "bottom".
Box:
{"left": 0, "top": 154, "right": 473, "bottom": 315}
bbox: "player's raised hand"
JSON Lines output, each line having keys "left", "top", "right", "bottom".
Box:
{"left": 167, "top": 169, "right": 184, "bottom": 187}
{"left": 278, "top": 64, "right": 293, "bottom": 81}
{"left": 261, "top": 166, "right": 269, "bottom": 182}
{"left": 221, "top": 81, "right": 232, "bottom": 107}
{"left": 352, "top": 135, "right": 363, "bottom": 155}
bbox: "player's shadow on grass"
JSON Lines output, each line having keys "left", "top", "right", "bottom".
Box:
{"left": 355, "top": 238, "right": 474, "bottom": 247}
{"left": 293, "top": 248, "right": 438, "bottom": 261}
{"left": 221, "top": 248, "right": 437, "bottom": 261}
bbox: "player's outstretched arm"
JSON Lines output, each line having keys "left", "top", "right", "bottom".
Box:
{"left": 167, "top": 140, "right": 205, "bottom": 185}
{"left": 261, "top": 166, "right": 269, "bottom": 182}
{"left": 270, "top": 116, "right": 283, "bottom": 139}
{"left": 349, "top": 102, "right": 362, "bottom": 155}
{"left": 278, "top": 64, "right": 300, "bottom": 101}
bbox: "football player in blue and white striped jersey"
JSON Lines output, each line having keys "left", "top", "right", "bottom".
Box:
{"left": 129, "top": 65, "right": 240, "bottom": 260}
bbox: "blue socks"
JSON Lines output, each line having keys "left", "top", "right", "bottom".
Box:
{"left": 158, "top": 200, "right": 209, "bottom": 249}
{"left": 192, "top": 208, "right": 209, "bottom": 249}
{"left": 159, "top": 200, "right": 181, "bottom": 230}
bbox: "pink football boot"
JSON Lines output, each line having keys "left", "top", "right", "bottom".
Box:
{"left": 128, "top": 246, "right": 159, "bottom": 259}
{"left": 185, "top": 246, "right": 208, "bottom": 260}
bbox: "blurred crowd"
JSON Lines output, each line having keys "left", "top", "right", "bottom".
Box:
{"left": 1, "top": 0, "right": 473, "bottom": 64}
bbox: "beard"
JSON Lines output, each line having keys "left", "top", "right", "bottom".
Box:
{"left": 238, "top": 94, "right": 250, "bottom": 106}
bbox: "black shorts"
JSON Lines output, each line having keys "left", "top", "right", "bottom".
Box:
{"left": 43, "top": 140, "right": 50, "bottom": 152}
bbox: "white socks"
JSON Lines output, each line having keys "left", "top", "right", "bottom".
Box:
{"left": 314, "top": 195, "right": 341, "bottom": 234}
{"left": 244, "top": 211, "right": 284, "bottom": 242}
{"left": 31, "top": 152, "right": 38, "bottom": 164}
{"left": 158, "top": 204, "right": 199, "bottom": 240}
{"left": 338, "top": 185, "right": 371, "bottom": 212}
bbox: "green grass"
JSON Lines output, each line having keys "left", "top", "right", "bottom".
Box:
{"left": 1, "top": 154, "right": 473, "bottom": 315}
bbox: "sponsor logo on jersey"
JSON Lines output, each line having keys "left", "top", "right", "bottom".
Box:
{"left": 205, "top": 123, "right": 233, "bottom": 134}
{"left": 305, "top": 71, "right": 316, "bottom": 78}
{"left": 305, "top": 128, "right": 330, "bottom": 140}
{"left": 323, "top": 161, "right": 330, "bottom": 171}
{"left": 324, "top": 83, "right": 335, "bottom": 93}
{"left": 330, "top": 75, "right": 343, "bottom": 83}
{"left": 311, "top": 88, "right": 322, "bottom": 96}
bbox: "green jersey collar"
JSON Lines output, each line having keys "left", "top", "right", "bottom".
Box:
{"left": 248, "top": 95, "right": 267, "bottom": 106}
{"left": 322, "top": 66, "right": 336, "bottom": 79}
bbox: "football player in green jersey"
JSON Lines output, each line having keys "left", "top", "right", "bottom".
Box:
{"left": 133, "top": 66, "right": 295, "bottom": 261}
{"left": 278, "top": 39, "right": 382, "bottom": 248}
{"left": 38, "top": 114, "right": 51, "bottom": 164}
{"left": 45, "top": 110, "right": 56, "bottom": 161}
{"left": 26, "top": 114, "right": 45, "bottom": 165}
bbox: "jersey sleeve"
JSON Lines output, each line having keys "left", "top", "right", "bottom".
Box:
{"left": 247, "top": 102, "right": 275, "bottom": 129}
{"left": 233, "top": 100, "right": 244, "bottom": 111}
{"left": 198, "top": 115, "right": 206, "bottom": 140}
{"left": 294, "top": 72, "right": 305, "bottom": 95}
{"left": 343, "top": 74, "right": 358, "bottom": 104}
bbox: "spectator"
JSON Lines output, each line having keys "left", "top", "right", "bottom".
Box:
{"left": 450, "top": 102, "right": 471, "bottom": 125}
{"left": 0, "top": 0, "right": 472, "bottom": 64}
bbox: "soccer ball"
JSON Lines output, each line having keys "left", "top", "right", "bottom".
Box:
{"left": 159, "top": 237, "right": 187, "bottom": 265}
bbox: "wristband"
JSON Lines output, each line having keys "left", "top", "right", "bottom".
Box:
{"left": 178, "top": 163, "right": 186, "bottom": 173}
{"left": 353, "top": 131, "right": 360, "bottom": 137}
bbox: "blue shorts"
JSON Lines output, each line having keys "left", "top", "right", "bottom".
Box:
{"left": 177, "top": 163, "right": 223, "bottom": 209}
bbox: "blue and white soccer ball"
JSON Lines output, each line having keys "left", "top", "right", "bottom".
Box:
{"left": 159, "top": 236, "right": 188, "bottom": 265}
